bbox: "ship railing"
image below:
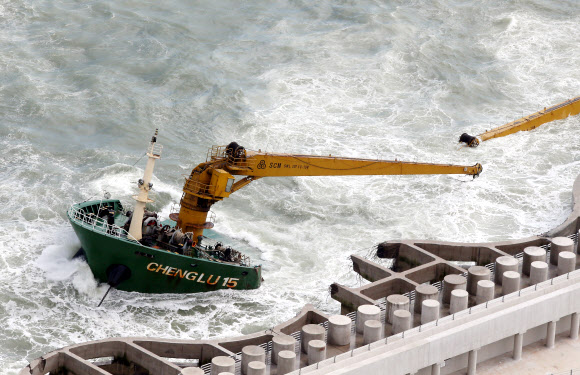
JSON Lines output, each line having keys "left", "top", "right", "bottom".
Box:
{"left": 182, "top": 176, "right": 212, "bottom": 197}
{"left": 68, "top": 206, "right": 141, "bottom": 244}
{"left": 196, "top": 236, "right": 252, "bottom": 267}
{"left": 148, "top": 143, "right": 163, "bottom": 157}
{"left": 207, "top": 145, "right": 255, "bottom": 170}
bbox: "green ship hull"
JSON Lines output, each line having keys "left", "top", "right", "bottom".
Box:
{"left": 67, "top": 199, "right": 261, "bottom": 294}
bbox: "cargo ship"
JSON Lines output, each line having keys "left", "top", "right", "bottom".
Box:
{"left": 67, "top": 130, "right": 261, "bottom": 294}
{"left": 68, "top": 129, "right": 482, "bottom": 295}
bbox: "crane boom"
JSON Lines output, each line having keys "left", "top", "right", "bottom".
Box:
{"left": 175, "top": 143, "right": 482, "bottom": 238}
{"left": 232, "top": 151, "right": 481, "bottom": 177}
{"left": 459, "top": 96, "right": 580, "bottom": 147}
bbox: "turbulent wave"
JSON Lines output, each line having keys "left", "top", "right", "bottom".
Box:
{"left": 1, "top": 0, "right": 579, "bottom": 373}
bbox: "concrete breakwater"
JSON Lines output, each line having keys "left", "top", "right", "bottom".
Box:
{"left": 21, "top": 174, "right": 580, "bottom": 375}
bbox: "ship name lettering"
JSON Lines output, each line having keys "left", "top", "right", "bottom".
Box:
{"left": 146, "top": 263, "right": 237, "bottom": 286}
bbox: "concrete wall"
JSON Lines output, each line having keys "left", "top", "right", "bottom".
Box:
{"left": 300, "top": 273, "right": 580, "bottom": 375}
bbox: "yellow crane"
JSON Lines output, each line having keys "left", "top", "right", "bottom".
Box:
{"left": 459, "top": 96, "right": 580, "bottom": 147}
{"left": 174, "top": 143, "right": 482, "bottom": 238}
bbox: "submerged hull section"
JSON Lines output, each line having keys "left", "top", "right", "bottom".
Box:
{"left": 68, "top": 200, "right": 261, "bottom": 294}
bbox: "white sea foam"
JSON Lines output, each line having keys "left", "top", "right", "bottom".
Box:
{"left": 1, "top": 1, "right": 580, "bottom": 374}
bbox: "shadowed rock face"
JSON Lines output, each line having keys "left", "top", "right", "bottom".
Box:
{"left": 377, "top": 243, "right": 400, "bottom": 259}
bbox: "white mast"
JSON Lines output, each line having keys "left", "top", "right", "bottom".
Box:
{"left": 128, "top": 129, "right": 162, "bottom": 241}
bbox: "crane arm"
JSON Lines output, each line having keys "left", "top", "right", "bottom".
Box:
{"left": 229, "top": 151, "right": 482, "bottom": 177}
{"left": 459, "top": 96, "right": 580, "bottom": 147}
{"left": 175, "top": 143, "right": 482, "bottom": 238}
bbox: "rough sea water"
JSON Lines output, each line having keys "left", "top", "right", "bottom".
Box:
{"left": 1, "top": 0, "right": 579, "bottom": 372}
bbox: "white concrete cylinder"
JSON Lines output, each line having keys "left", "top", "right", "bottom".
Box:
{"left": 431, "top": 363, "right": 441, "bottom": 375}
{"left": 421, "top": 300, "right": 440, "bottom": 324}
{"left": 570, "top": 312, "right": 579, "bottom": 340}
{"left": 356, "top": 304, "right": 381, "bottom": 334}
{"left": 523, "top": 246, "right": 546, "bottom": 276}
{"left": 467, "top": 266, "right": 491, "bottom": 295}
{"left": 363, "top": 319, "right": 382, "bottom": 344}
{"left": 272, "top": 335, "right": 295, "bottom": 365}
{"left": 450, "top": 289, "right": 469, "bottom": 314}
{"left": 442, "top": 274, "right": 467, "bottom": 304}
{"left": 181, "top": 368, "right": 204, "bottom": 375}
{"left": 307, "top": 339, "right": 326, "bottom": 365}
{"left": 277, "top": 350, "right": 296, "bottom": 375}
{"left": 211, "top": 356, "right": 236, "bottom": 375}
{"left": 467, "top": 349, "right": 478, "bottom": 375}
{"left": 241, "top": 345, "right": 265, "bottom": 375}
{"left": 530, "top": 261, "right": 549, "bottom": 285}
{"left": 546, "top": 321, "right": 556, "bottom": 348}
{"left": 247, "top": 361, "right": 266, "bottom": 375}
{"left": 392, "top": 309, "right": 412, "bottom": 334}
{"left": 476, "top": 280, "right": 495, "bottom": 304}
{"left": 558, "top": 251, "right": 576, "bottom": 275}
{"left": 328, "top": 315, "right": 352, "bottom": 346}
{"left": 502, "top": 271, "right": 520, "bottom": 295}
{"left": 550, "top": 237, "right": 575, "bottom": 265}
{"left": 494, "top": 256, "right": 519, "bottom": 285}
{"left": 513, "top": 333, "right": 523, "bottom": 360}
{"left": 414, "top": 284, "right": 439, "bottom": 314}
{"left": 301, "top": 324, "right": 325, "bottom": 353}
{"left": 386, "top": 294, "right": 410, "bottom": 324}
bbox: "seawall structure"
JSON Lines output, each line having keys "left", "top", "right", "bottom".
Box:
{"left": 21, "top": 174, "right": 580, "bottom": 375}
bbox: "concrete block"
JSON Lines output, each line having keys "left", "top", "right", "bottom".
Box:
{"left": 328, "top": 315, "right": 351, "bottom": 346}
{"left": 277, "top": 350, "right": 296, "bottom": 375}
{"left": 522, "top": 246, "right": 546, "bottom": 276}
{"left": 241, "top": 345, "right": 265, "bottom": 375}
{"left": 386, "top": 294, "right": 410, "bottom": 324}
{"left": 550, "top": 237, "right": 574, "bottom": 265}
{"left": 502, "top": 271, "right": 520, "bottom": 295}
{"left": 421, "top": 299, "right": 440, "bottom": 324}
{"left": 392, "top": 309, "right": 411, "bottom": 334}
{"left": 356, "top": 304, "right": 381, "bottom": 334}
{"left": 301, "top": 324, "right": 325, "bottom": 353}
{"left": 476, "top": 280, "right": 494, "bottom": 304}
{"left": 450, "top": 289, "right": 468, "bottom": 314}
{"left": 442, "top": 274, "right": 467, "bottom": 304}
{"left": 558, "top": 251, "right": 576, "bottom": 275}
{"left": 530, "top": 261, "right": 549, "bottom": 284}
{"left": 307, "top": 339, "right": 326, "bottom": 365}
{"left": 467, "top": 266, "right": 491, "bottom": 295}
{"left": 211, "top": 356, "right": 235, "bottom": 375}
{"left": 272, "top": 335, "right": 295, "bottom": 365}
{"left": 247, "top": 361, "right": 266, "bottom": 375}
{"left": 414, "top": 284, "right": 439, "bottom": 314}
{"left": 494, "top": 256, "right": 519, "bottom": 285}
{"left": 363, "top": 319, "right": 382, "bottom": 344}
